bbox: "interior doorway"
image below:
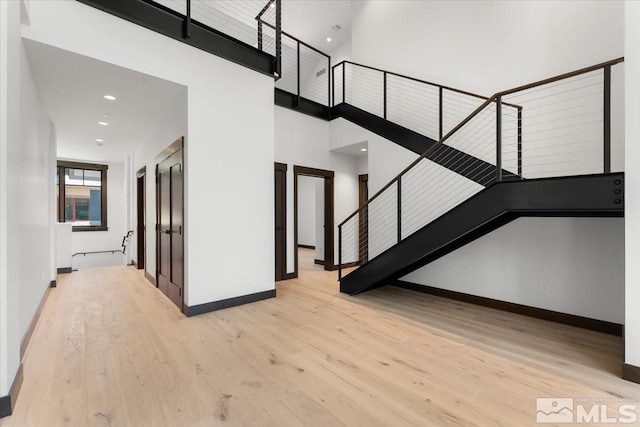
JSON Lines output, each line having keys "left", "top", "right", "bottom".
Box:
{"left": 136, "top": 167, "right": 146, "bottom": 270}
{"left": 156, "top": 138, "right": 184, "bottom": 310}
{"left": 294, "top": 166, "right": 334, "bottom": 276}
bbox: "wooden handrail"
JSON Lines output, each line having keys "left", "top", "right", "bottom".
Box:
{"left": 338, "top": 57, "right": 625, "bottom": 228}
{"left": 331, "top": 60, "right": 522, "bottom": 109}
{"left": 497, "top": 57, "right": 624, "bottom": 97}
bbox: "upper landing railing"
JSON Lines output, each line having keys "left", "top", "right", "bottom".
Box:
{"left": 148, "top": 0, "right": 282, "bottom": 76}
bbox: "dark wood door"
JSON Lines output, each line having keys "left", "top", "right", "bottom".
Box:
{"left": 274, "top": 163, "right": 287, "bottom": 281}
{"left": 136, "top": 171, "right": 145, "bottom": 270}
{"left": 157, "top": 148, "right": 184, "bottom": 310}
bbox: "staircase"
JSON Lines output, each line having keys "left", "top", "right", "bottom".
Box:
{"left": 336, "top": 58, "right": 625, "bottom": 295}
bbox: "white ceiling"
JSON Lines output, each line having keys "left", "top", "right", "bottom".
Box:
{"left": 331, "top": 140, "right": 368, "bottom": 158}
{"left": 282, "top": 0, "right": 357, "bottom": 54}
{"left": 23, "top": 2, "right": 356, "bottom": 163}
{"left": 24, "top": 39, "right": 186, "bottom": 163}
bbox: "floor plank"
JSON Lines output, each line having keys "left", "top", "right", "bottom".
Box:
{"left": 2, "top": 248, "right": 638, "bottom": 426}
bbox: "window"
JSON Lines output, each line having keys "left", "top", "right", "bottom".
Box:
{"left": 57, "top": 161, "right": 108, "bottom": 231}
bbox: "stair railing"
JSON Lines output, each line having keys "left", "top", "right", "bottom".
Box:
{"left": 332, "top": 60, "right": 523, "bottom": 142}
{"left": 338, "top": 57, "right": 625, "bottom": 281}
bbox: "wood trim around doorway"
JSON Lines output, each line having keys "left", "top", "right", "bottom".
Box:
{"left": 274, "top": 162, "right": 288, "bottom": 282}
{"left": 294, "top": 165, "right": 335, "bottom": 277}
{"left": 136, "top": 166, "right": 146, "bottom": 270}
{"left": 155, "top": 137, "right": 184, "bottom": 312}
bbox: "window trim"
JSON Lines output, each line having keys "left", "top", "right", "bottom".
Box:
{"left": 57, "top": 160, "right": 109, "bottom": 232}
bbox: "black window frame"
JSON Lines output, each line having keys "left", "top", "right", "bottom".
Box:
{"left": 57, "top": 160, "right": 109, "bottom": 232}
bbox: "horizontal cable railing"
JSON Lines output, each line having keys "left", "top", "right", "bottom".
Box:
{"left": 331, "top": 61, "right": 520, "bottom": 140}
{"left": 261, "top": 21, "right": 331, "bottom": 106}
{"left": 148, "top": 0, "right": 281, "bottom": 75}
{"left": 338, "top": 58, "right": 625, "bottom": 280}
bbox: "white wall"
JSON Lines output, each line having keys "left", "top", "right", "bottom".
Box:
{"left": 0, "top": 0, "right": 57, "bottom": 395}
{"left": 297, "top": 176, "right": 317, "bottom": 247}
{"left": 69, "top": 161, "right": 127, "bottom": 270}
{"left": 351, "top": 1, "right": 623, "bottom": 96}
{"left": 19, "top": 39, "right": 55, "bottom": 349}
{"left": 625, "top": 0, "right": 640, "bottom": 367}
{"left": 403, "top": 218, "right": 624, "bottom": 324}
{"left": 274, "top": 106, "right": 360, "bottom": 273}
{"left": 22, "top": 0, "right": 275, "bottom": 306}
{"left": 0, "top": 0, "right": 21, "bottom": 397}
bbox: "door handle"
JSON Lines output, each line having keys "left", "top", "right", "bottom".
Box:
{"left": 164, "top": 227, "right": 182, "bottom": 234}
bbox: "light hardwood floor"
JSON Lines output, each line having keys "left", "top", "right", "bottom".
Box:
{"left": 2, "top": 248, "right": 638, "bottom": 426}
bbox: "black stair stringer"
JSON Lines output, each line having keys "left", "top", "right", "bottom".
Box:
{"left": 273, "top": 90, "right": 518, "bottom": 186}
{"left": 332, "top": 103, "right": 518, "bottom": 186}
{"left": 340, "top": 173, "right": 624, "bottom": 295}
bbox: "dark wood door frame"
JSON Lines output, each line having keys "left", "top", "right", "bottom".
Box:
{"left": 294, "top": 165, "right": 335, "bottom": 276}
{"left": 155, "top": 137, "right": 185, "bottom": 312}
{"left": 136, "top": 166, "right": 146, "bottom": 270}
{"left": 274, "top": 163, "right": 288, "bottom": 281}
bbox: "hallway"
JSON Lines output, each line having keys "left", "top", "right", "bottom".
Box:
{"left": 2, "top": 265, "right": 636, "bottom": 426}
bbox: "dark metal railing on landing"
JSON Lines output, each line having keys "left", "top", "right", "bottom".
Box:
{"left": 259, "top": 22, "right": 331, "bottom": 105}
{"left": 148, "top": 0, "right": 282, "bottom": 77}
{"left": 337, "top": 57, "right": 625, "bottom": 281}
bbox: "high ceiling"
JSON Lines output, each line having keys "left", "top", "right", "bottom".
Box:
{"left": 24, "top": 39, "right": 186, "bottom": 163}
{"left": 282, "top": 0, "right": 357, "bottom": 53}
{"left": 24, "top": 1, "right": 357, "bottom": 163}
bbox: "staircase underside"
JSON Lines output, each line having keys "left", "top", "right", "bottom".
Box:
{"left": 340, "top": 173, "right": 624, "bottom": 295}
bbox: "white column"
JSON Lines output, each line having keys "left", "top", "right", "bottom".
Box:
{"left": 0, "top": 0, "right": 22, "bottom": 396}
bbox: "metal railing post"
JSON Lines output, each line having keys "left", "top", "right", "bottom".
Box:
{"left": 383, "top": 72, "right": 387, "bottom": 120}
{"left": 184, "top": 0, "right": 191, "bottom": 38}
{"left": 604, "top": 64, "right": 611, "bottom": 173}
{"left": 397, "top": 178, "right": 402, "bottom": 243}
{"left": 328, "top": 57, "right": 331, "bottom": 108}
{"left": 296, "top": 40, "right": 300, "bottom": 104}
{"left": 257, "top": 21, "right": 263, "bottom": 50}
{"left": 496, "top": 96, "right": 503, "bottom": 182}
{"left": 332, "top": 66, "right": 335, "bottom": 107}
{"left": 342, "top": 63, "right": 346, "bottom": 104}
{"left": 517, "top": 107, "right": 523, "bottom": 177}
{"left": 338, "top": 224, "right": 343, "bottom": 281}
{"left": 439, "top": 87, "right": 443, "bottom": 140}
{"left": 275, "top": 0, "right": 281, "bottom": 78}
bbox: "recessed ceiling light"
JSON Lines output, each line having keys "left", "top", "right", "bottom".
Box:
{"left": 270, "top": 2, "right": 275, "bottom": 7}
{"left": 99, "top": 158, "right": 105, "bottom": 161}
{"left": 361, "top": 148, "right": 367, "bottom": 152}
{"left": 326, "top": 37, "right": 332, "bottom": 42}
{"left": 96, "top": 138, "right": 104, "bottom": 142}
{"left": 98, "top": 121, "right": 109, "bottom": 126}
{"left": 103, "top": 95, "right": 116, "bottom": 101}
{"left": 103, "top": 114, "right": 110, "bottom": 118}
